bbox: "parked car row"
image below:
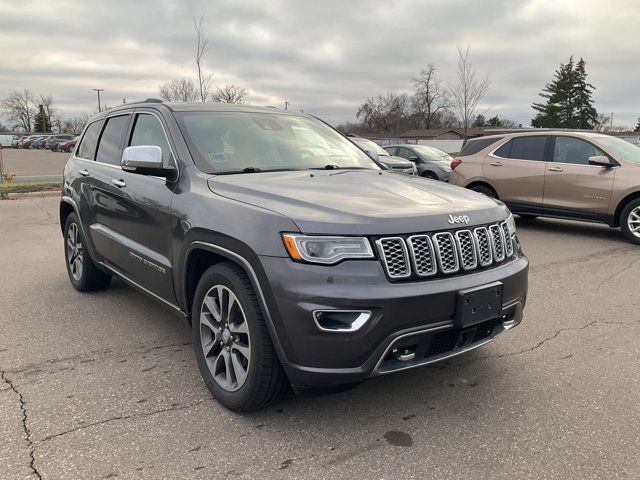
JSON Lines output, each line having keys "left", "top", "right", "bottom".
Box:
{"left": 14, "top": 134, "right": 78, "bottom": 152}
{"left": 347, "top": 135, "right": 454, "bottom": 180}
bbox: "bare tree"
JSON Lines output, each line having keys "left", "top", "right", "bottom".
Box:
{"left": 594, "top": 112, "right": 611, "bottom": 132}
{"left": 0, "top": 90, "right": 36, "bottom": 131}
{"left": 159, "top": 78, "right": 199, "bottom": 102}
{"left": 211, "top": 85, "right": 248, "bottom": 104}
{"left": 411, "top": 64, "right": 449, "bottom": 129}
{"left": 449, "top": 46, "right": 490, "bottom": 143}
{"left": 356, "top": 92, "right": 409, "bottom": 134}
{"left": 193, "top": 16, "right": 214, "bottom": 102}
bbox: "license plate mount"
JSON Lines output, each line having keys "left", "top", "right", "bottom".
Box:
{"left": 456, "top": 282, "right": 503, "bottom": 328}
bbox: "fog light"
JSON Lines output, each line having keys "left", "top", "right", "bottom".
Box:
{"left": 313, "top": 310, "right": 371, "bottom": 332}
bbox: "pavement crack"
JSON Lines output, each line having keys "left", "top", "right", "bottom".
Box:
{"left": 38, "top": 398, "right": 210, "bottom": 444}
{"left": 1, "top": 369, "right": 43, "bottom": 480}
{"left": 459, "top": 318, "right": 637, "bottom": 366}
{"left": 595, "top": 258, "right": 640, "bottom": 291}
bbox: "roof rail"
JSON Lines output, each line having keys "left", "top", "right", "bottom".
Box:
{"left": 123, "top": 98, "right": 164, "bottom": 106}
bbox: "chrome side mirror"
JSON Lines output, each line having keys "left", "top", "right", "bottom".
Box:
{"left": 121, "top": 145, "right": 176, "bottom": 179}
{"left": 588, "top": 155, "right": 614, "bottom": 167}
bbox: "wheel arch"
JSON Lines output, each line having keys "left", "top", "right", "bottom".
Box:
{"left": 59, "top": 197, "right": 76, "bottom": 233}
{"left": 465, "top": 180, "right": 499, "bottom": 198}
{"left": 613, "top": 191, "right": 640, "bottom": 227}
{"left": 182, "top": 241, "right": 288, "bottom": 363}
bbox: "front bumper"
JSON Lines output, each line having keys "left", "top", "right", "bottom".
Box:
{"left": 258, "top": 253, "right": 528, "bottom": 390}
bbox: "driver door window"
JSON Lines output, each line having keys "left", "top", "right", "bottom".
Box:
{"left": 129, "top": 113, "right": 173, "bottom": 166}
{"left": 553, "top": 137, "right": 606, "bottom": 165}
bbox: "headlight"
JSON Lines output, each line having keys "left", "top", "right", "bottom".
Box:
{"left": 506, "top": 213, "right": 516, "bottom": 236}
{"left": 282, "top": 234, "right": 374, "bottom": 264}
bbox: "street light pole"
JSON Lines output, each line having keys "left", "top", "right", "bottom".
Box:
{"left": 93, "top": 88, "right": 104, "bottom": 112}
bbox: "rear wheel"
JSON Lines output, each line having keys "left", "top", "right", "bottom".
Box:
{"left": 64, "top": 213, "right": 111, "bottom": 291}
{"left": 620, "top": 199, "right": 640, "bottom": 245}
{"left": 192, "top": 262, "right": 289, "bottom": 411}
{"left": 422, "top": 171, "right": 438, "bottom": 180}
{"left": 470, "top": 185, "right": 497, "bottom": 199}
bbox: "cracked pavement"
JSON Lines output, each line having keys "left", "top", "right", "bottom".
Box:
{"left": 1, "top": 196, "right": 639, "bottom": 479}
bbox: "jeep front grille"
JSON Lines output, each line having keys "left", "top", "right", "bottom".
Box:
{"left": 376, "top": 222, "right": 514, "bottom": 280}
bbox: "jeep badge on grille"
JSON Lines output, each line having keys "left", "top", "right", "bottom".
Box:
{"left": 448, "top": 214, "right": 470, "bottom": 225}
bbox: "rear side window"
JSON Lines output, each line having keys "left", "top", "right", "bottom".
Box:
{"left": 494, "top": 136, "right": 548, "bottom": 161}
{"left": 460, "top": 137, "right": 503, "bottom": 156}
{"left": 76, "top": 120, "right": 103, "bottom": 160}
{"left": 384, "top": 146, "right": 397, "bottom": 155}
{"left": 96, "top": 115, "right": 130, "bottom": 165}
{"left": 129, "top": 113, "right": 172, "bottom": 166}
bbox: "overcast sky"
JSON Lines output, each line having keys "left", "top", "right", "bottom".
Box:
{"left": 1, "top": 0, "right": 638, "bottom": 128}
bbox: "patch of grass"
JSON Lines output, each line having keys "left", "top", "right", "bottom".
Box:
{"left": 0, "top": 182, "right": 61, "bottom": 199}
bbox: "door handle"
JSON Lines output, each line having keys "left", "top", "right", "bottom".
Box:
{"left": 489, "top": 162, "right": 503, "bottom": 167}
{"left": 112, "top": 178, "right": 126, "bottom": 188}
{"left": 547, "top": 167, "right": 564, "bottom": 172}
{"left": 78, "top": 169, "right": 90, "bottom": 177}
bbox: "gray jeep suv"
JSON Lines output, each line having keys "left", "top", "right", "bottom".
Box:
{"left": 60, "top": 100, "right": 529, "bottom": 411}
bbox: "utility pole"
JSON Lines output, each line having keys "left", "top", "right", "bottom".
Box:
{"left": 610, "top": 112, "right": 614, "bottom": 132}
{"left": 93, "top": 88, "right": 104, "bottom": 112}
{"left": 284, "top": 101, "right": 289, "bottom": 111}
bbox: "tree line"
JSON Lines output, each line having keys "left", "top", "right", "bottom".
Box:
{"left": 339, "top": 46, "right": 518, "bottom": 140}
{"left": 0, "top": 90, "right": 89, "bottom": 133}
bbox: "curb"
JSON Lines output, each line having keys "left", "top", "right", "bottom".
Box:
{"left": 2, "top": 190, "right": 62, "bottom": 200}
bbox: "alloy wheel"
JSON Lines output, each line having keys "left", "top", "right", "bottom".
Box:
{"left": 66, "top": 223, "right": 84, "bottom": 281}
{"left": 628, "top": 206, "right": 640, "bottom": 238}
{"left": 199, "top": 285, "right": 251, "bottom": 392}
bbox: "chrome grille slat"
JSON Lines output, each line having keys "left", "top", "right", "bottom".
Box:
{"left": 454, "top": 230, "right": 477, "bottom": 270}
{"left": 407, "top": 235, "right": 437, "bottom": 277}
{"left": 377, "top": 222, "right": 514, "bottom": 280}
{"left": 433, "top": 232, "right": 459, "bottom": 274}
{"left": 473, "top": 227, "right": 493, "bottom": 267}
{"left": 489, "top": 224, "right": 506, "bottom": 262}
{"left": 375, "top": 237, "right": 411, "bottom": 279}
{"left": 500, "top": 222, "right": 514, "bottom": 258}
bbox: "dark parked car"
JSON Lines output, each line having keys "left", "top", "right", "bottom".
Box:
{"left": 30, "top": 136, "right": 48, "bottom": 149}
{"left": 385, "top": 144, "right": 454, "bottom": 181}
{"left": 348, "top": 136, "right": 416, "bottom": 175}
{"left": 60, "top": 100, "right": 528, "bottom": 411}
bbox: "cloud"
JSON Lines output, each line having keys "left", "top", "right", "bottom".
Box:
{"left": 0, "top": 0, "right": 639, "bottom": 127}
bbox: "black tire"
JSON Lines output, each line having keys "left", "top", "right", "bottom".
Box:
{"left": 422, "top": 171, "right": 438, "bottom": 180}
{"left": 470, "top": 185, "right": 497, "bottom": 199}
{"left": 620, "top": 199, "right": 640, "bottom": 245}
{"left": 192, "top": 262, "right": 289, "bottom": 412}
{"left": 518, "top": 214, "right": 538, "bottom": 221}
{"left": 64, "top": 213, "right": 111, "bottom": 292}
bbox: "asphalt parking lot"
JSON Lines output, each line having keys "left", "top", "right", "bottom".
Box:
{"left": 1, "top": 196, "right": 639, "bottom": 480}
{"left": 0, "top": 149, "right": 67, "bottom": 183}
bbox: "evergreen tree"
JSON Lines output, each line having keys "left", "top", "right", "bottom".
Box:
{"left": 33, "top": 105, "right": 51, "bottom": 133}
{"left": 532, "top": 57, "right": 597, "bottom": 129}
{"left": 634, "top": 118, "right": 640, "bottom": 133}
{"left": 574, "top": 58, "right": 597, "bottom": 129}
{"left": 472, "top": 114, "right": 486, "bottom": 127}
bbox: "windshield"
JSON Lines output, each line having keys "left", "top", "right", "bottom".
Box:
{"left": 413, "top": 144, "right": 453, "bottom": 162}
{"left": 594, "top": 136, "right": 640, "bottom": 164}
{"left": 176, "top": 112, "right": 380, "bottom": 174}
{"left": 351, "top": 137, "right": 389, "bottom": 156}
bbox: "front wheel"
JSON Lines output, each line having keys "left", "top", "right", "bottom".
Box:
{"left": 192, "top": 263, "right": 289, "bottom": 411}
{"left": 621, "top": 199, "right": 640, "bottom": 245}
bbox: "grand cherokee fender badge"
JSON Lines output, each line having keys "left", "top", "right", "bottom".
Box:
{"left": 448, "top": 214, "right": 470, "bottom": 225}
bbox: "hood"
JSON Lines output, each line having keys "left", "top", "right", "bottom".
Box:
{"left": 208, "top": 170, "right": 508, "bottom": 235}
